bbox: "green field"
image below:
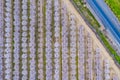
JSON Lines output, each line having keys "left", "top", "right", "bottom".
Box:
{"left": 105, "top": 0, "right": 120, "bottom": 21}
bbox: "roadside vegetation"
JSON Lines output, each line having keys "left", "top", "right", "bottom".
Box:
{"left": 73, "top": 0, "right": 100, "bottom": 30}
{"left": 105, "top": 0, "right": 120, "bottom": 21}
{"left": 71, "top": 0, "right": 120, "bottom": 64}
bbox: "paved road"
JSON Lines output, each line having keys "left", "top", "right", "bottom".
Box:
{"left": 86, "top": 0, "right": 120, "bottom": 46}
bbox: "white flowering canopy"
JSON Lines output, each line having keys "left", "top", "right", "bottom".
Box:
{"left": 0, "top": 0, "right": 119, "bottom": 80}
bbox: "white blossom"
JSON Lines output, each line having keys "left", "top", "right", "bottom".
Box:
{"left": 61, "top": 4, "right": 69, "bottom": 80}
{"left": 69, "top": 14, "right": 77, "bottom": 80}
{"left": 4, "top": 0, "right": 12, "bottom": 80}
{"left": 13, "top": 1, "right": 20, "bottom": 79}
{"left": 21, "top": 0, "right": 28, "bottom": 79}
{"left": 94, "top": 48, "right": 102, "bottom": 80}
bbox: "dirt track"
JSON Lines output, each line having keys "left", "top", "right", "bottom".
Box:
{"left": 62, "top": 0, "right": 120, "bottom": 78}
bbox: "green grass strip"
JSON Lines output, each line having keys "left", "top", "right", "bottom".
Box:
{"left": 105, "top": 0, "right": 120, "bottom": 21}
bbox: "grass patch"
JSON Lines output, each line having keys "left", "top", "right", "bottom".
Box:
{"left": 105, "top": 0, "right": 120, "bottom": 21}
{"left": 43, "top": 1, "right": 46, "bottom": 80}
{"left": 73, "top": 0, "right": 101, "bottom": 30}
{"left": 98, "top": 31, "right": 120, "bottom": 64}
